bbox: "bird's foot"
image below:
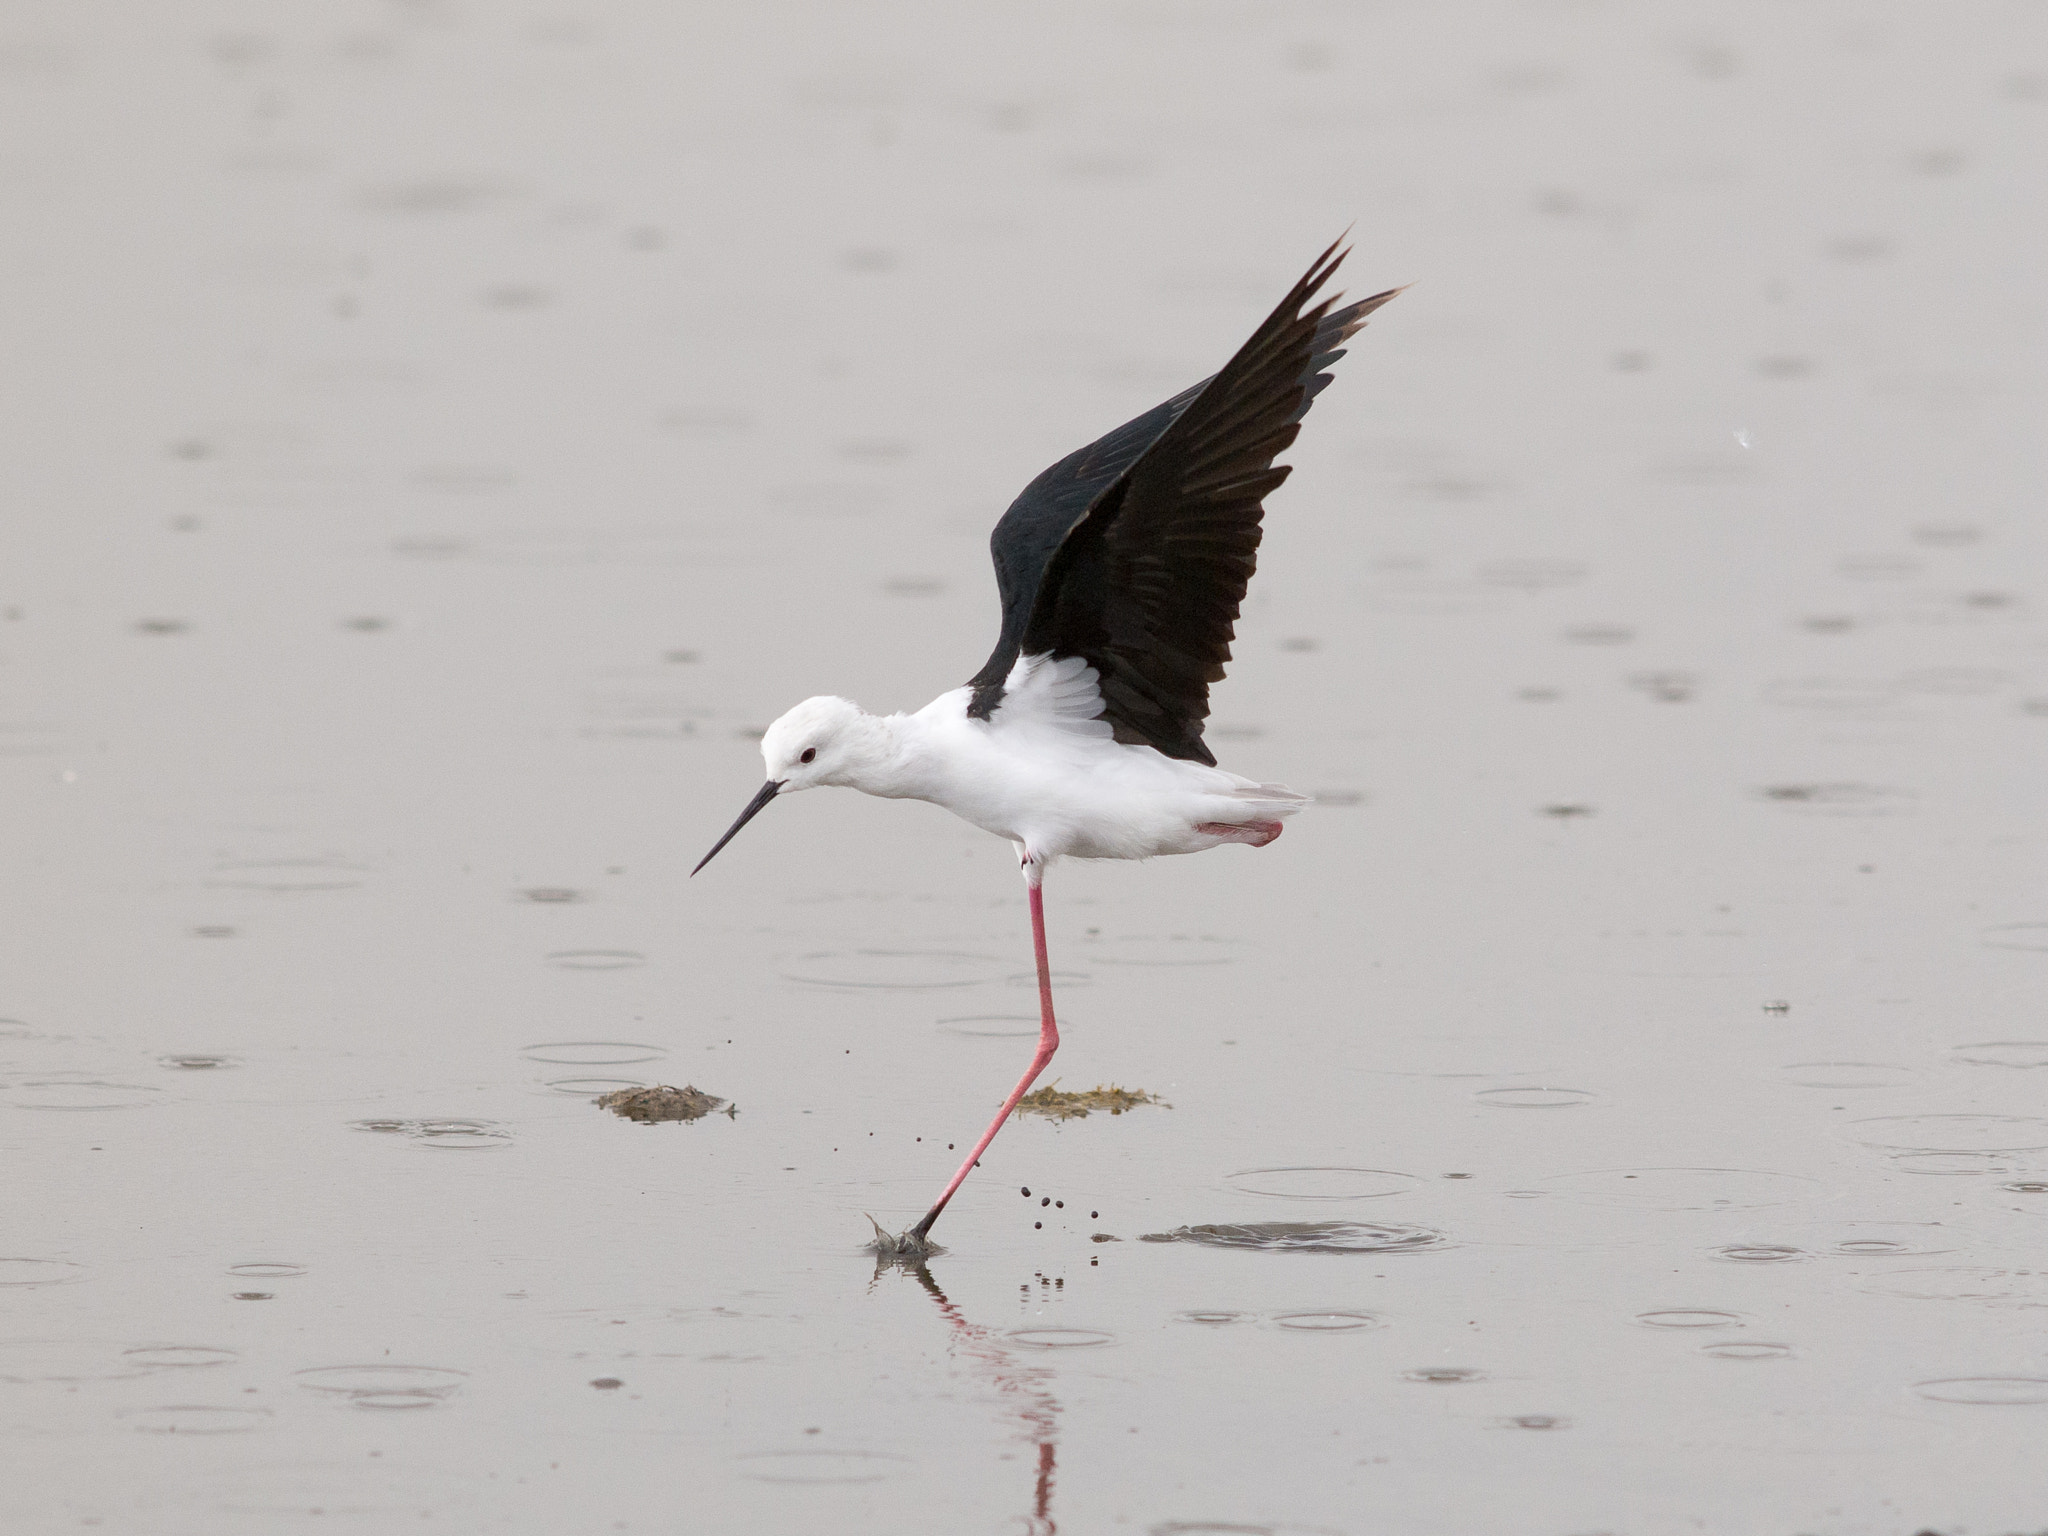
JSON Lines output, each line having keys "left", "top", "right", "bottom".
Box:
{"left": 865, "top": 1215, "right": 943, "bottom": 1262}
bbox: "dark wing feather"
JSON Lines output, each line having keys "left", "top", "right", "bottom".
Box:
{"left": 965, "top": 382, "right": 1208, "bottom": 718}
{"left": 966, "top": 239, "right": 1401, "bottom": 761}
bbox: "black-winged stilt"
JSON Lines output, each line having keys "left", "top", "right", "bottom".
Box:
{"left": 694, "top": 239, "right": 1401, "bottom": 1254}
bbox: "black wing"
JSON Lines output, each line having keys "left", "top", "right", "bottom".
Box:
{"left": 965, "top": 240, "right": 1401, "bottom": 763}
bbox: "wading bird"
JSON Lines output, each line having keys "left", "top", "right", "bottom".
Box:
{"left": 694, "top": 240, "right": 1400, "bottom": 1255}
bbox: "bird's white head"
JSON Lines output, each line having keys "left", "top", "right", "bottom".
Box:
{"left": 691, "top": 695, "right": 887, "bottom": 876}
{"left": 760, "top": 695, "right": 873, "bottom": 790}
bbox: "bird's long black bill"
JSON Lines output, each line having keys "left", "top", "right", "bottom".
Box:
{"left": 691, "top": 779, "right": 783, "bottom": 876}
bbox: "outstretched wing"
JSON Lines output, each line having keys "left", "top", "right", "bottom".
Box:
{"left": 966, "top": 240, "right": 1400, "bottom": 763}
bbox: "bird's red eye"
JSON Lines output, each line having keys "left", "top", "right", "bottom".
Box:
{"left": 799, "top": 747, "right": 817, "bottom": 764}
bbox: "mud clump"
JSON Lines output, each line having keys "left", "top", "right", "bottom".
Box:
{"left": 595, "top": 1084, "right": 733, "bottom": 1123}
{"left": 1014, "top": 1083, "right": 1165, "bottom": 1121}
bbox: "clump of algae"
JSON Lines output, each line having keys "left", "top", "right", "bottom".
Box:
{"left": 595, "top": 1084, "right": 733, "bottom": 1123}
{"left": 1014, "top": 1083, "right": 1165, "bottom": 1122}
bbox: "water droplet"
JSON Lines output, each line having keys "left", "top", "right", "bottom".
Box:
{"left": 1141, "top": 1222, "right": 1446, "bottom": 1254}
{"left": 542, "top": 1076, "right": 646, "bottom": 1096}
{"left": 736, "top": 1450, "right": 909, "bottom": 1484}
{"left": 519, "top": 887, "right": 583, "bottom": 904}
{"left": 1703, "top": 1341, "right": 1794, "bottom": 1360}
{"left": 1712, "top": 1244, "right": 1810, "bottom": 1264}
{"left": 1952, "top": 1041, "right": 2048, "bottom": 1068}
{"left": 1861, "top": 1268, "right": 2048, "bottom": 1302}
{"left": 1543, "top": 1168, "right": 1818, "bottom": 1211}
{"left": 8, "top": 1079, "right": 163, "bottom": 1110}
{"left": 1174, "top": 1311, "right": 1252, "bottom": 1326}
{"left": 1806, "top": 1222, "right": 1956, "bottom": 1257}
{"left": 120, "top": 1405, "right": 271, "bottom": 1434}
{"left": 1637, "top": 1309, "right": 1744, "bottom": 1330}
{"left": 295, "top": 1364, "right": 466, "bottom": 1406}
{"left": 1474, "top": 1086, "right": 1596, "bottom": 1108}
{"left": 0, "top": 1340, "right": 154, "bottom": 1383}
{"left": 159, "top": 1053, "right": 238, "bottom": 1070}
{"left": 0, "top": 1258, "right": 84, "bottom": 1287}
{"left": 1627, "top": 671, "right": 1698, "bottom": 702}
{"left": 1889, "top": 1152, "right": 2013, "bottom": 1176}
{"left": 348, "top": 1117, "right": 508, "bottom": 1148}
{"left": 1913, "top": 1377, "right": 2048, "bottom": 1405}
{"left": 1404, "top": 1367, "right": 1483, "bottom": 1383}
{"left": 544, "top": 949, "right": 644, "bottom": 970}
{"left": 413, "top": 1120, "right": 509, "bottom": 1149}
{"left": 358, "top": 178, "right": 508, "bottom": 216}
{"left": 360, "top": 1390, "right": 447, "bottom": 1409}
{"left": 1007, "top": 1328, "right": 1114, "bottom": 1349}
{"left": 1846, "top": 1115, "right": 2048, "bottom": 1153}
{"left": 1270, "top": 1312, "right": 1382, "bottom": 1332}
{"left": 2001, "top": 1181, "right": 2048, "bottom": 1195}
{"left": 123, "top": 1346, "right": 236, "bottom": 1370}
{"left": 1500, "top": 1414, "right": 1569, "bottom": 1430}
{"left": 1755, "top": 782, "right": 1915, "bottom": 815}
{"left": 227, "top": 1263, "right": 305, "bottom": 1279}
{"left": 1222, "top": 1167, "right": 1420, "bottom": 1200}
{"left": 521, "top": 1042, "right": 667, "bottom": 1065}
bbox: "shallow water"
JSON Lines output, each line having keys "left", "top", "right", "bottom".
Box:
{"left": 4, "top": 4, "right": 2047, "bottom": 1533}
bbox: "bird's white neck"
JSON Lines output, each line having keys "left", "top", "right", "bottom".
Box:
{"left": 820, "top": 708, "right": 939, "bottom": 802}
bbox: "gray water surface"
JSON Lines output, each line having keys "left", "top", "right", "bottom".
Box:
{"left": 4, "top": 4, "right": 2046, "bottom": 1532}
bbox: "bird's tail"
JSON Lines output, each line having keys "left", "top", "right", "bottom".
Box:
{"left": 1227, "top": 781, "right": 1311, "bottom": 818}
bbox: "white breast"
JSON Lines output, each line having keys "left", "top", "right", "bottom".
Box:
{"left": 901, "top": 655, "right": 1307, "bottom": 863}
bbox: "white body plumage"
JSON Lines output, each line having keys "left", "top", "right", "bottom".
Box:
{"left": 760, "top": 654, "right": 1306, "bottom": 867}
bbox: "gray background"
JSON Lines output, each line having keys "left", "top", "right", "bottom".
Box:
{"left": 4, "top": 3, "right": 2046, "bottom": 1532}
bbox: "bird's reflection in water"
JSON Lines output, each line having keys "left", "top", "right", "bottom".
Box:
{"left": 874, "top": 1253, "right": 1061, "bottom": 1534}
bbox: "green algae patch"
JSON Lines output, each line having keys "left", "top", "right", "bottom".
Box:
{"left": 596, "top": 1084, "right": 734, "bottom": 1123}
{"left": 1014, "top": 1083, "right": 1166, "bottom": 1122}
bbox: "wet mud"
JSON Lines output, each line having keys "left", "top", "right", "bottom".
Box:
{"left": 1014, "top": 1083, "right": 1165, "bottom": 1121}
{"left": 595, "top": 1084, "right": 733, "bottom": 1123}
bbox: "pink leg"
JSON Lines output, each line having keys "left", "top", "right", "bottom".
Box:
{"left": 906, "top": 861, "right": 1059, "bottom": 1244}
